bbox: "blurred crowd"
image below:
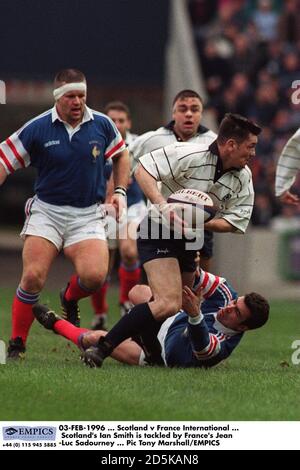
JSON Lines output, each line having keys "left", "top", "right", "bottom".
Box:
{"left": 188, "top": 0, "right": 300, "bottom": 227}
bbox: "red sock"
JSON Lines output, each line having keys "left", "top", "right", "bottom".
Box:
{"left": 119, "top": 264, "right": 141, "bottom": 303}
{"left": 54, "top": 319, "right": 89, "bottom": 347}
{"left": 91, "top": 281, "right": 109, "bottom": 315}
{"left": 65, "top": 274, "right": 93, "bottom": 302}
{"left": 11, "top": 296, "right": 35, "bottom": 343}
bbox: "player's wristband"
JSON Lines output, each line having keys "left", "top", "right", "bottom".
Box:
{"left": 158, "top": 202, "right": 169, "bottom": 214}
{"left": 114, "top": 186, "right": 127, "bottom": 197}
{"left": 188, "top": 312, "right": 204, "bottom": 325}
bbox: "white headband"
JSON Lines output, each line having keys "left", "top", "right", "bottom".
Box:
{"left": 53, "top": 82, "right": 87, "bottom": 101}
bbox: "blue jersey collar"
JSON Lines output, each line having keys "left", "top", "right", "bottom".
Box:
{"left": 51, "top": 105, "right": 94, "bottom": 124}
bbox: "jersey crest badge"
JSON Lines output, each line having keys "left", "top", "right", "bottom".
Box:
{"left": 92, "top": 145, "right": 100, "bottom": 160}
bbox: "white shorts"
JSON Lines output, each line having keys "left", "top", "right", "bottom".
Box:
{"left": 21, "top": 196, "right": 107, "bottom": 250}
{"left": 138, "top": 312, "right": 181, "bottom": 367}
{"left": 106, "top": 200, "right": 147, "bottom": 250}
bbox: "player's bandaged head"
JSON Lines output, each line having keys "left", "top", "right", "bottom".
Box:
{"left": 53, "top": 82, "right": 87, "bottom": 101}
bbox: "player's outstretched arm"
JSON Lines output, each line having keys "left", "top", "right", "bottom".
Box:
{"left": 182, "top": 285, "right": 221, "bottom": 362}
{"left": 111, "top": 148, "right": 130, "bottom": 221}
{"left": 205, "top": 218, "right": 237, "bottom": 233}
{"left": 135, "top": 163, "right": 165, "bottom": 205}
{"left": 182, "top": 284, "right": 203, "bottom": 317}
{"left": 112, "top": 148, "right": 130, "bottom": 190}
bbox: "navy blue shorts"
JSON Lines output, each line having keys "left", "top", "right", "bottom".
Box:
{"left": 137, "top": 219, "right": 198, "bottom": 272}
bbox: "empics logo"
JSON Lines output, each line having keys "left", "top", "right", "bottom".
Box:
{"left": 2, "top": 426, "right": 56, "bottom": 441}
{"left": 0, "top": 80, "right": 6, "bottom": 104}
{"left": 4, "top": 427, "right": 18, "bottom": 436}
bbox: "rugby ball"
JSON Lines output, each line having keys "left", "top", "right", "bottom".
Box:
{"left": 167, "top": 189, "right": 216, "bottom": 225}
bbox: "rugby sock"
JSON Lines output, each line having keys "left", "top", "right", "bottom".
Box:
{"left": 91, "top": 281, "right": 109, "bottom": 314}
{"left": 119, "top": 262, "right": 141, "bottom": 303}
{"left": 65, "top": 274, "right": 95, "bottom": 301}
{"left": 11, "top": 287, "right": 40, "bottom": 343}
{"left": 53, "top": 319, "right": 88, "bottom": 346}
{"left": 101, "top": 302, "right": 160, "bottom": 350}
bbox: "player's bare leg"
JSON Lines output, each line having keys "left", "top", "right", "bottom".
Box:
{"left": 32, "top": 304, "right": 142, "bottom": 366}
{"left": 90, "top": 247, "right": 117, "bottom": 330}
{"left": 82, "top": 258, "right": 181, "bottom": 368}
{"left": 81, "top": 331, "right": 141, "bottom": 365}
{"left": 144, "top": 258, "right": 182, "bottom": 320}
{"left": 60, "top": 240, "right": 109, "bottom": 326}
{"left": 65, "top": 239, "right": 109, "bottom": 290}
{"left": 8, "top": 236, "right": 58, "bottom": 358}
{"left": 118, "top": 226, "right": 141, "bottom": 316}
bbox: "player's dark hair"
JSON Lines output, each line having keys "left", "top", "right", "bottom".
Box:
{"left": 242, "top": 292, "right": 269, "bottom": 330}
{"left": 54, "top": 69, "right": 86, "bottom": 87}
{"left": 172, "top": 89, "right": 203, "bottom": 106}
{"left": 104, "top": 101, "right": 130, "bottom": 118}
{"left": 217, "top": 113, "right": 261, "bottom": 144}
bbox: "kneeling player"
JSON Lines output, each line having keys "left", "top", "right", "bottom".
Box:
{"left": 33, "top": 268, "right": 269, "bottom": 369}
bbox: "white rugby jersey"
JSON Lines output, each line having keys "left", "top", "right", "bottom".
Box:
{"left": 129, "top": 123, "right": 216, "bottom": 170}
{"left": 138, "top": 140, "right": 254, "bottom": 233}
{"left": 275, "top": 128, "right": 300, "bottom": 196}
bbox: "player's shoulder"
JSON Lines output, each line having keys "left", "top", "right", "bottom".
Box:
{"left": 292, "top": 127, "right": 300, "bottom": 137}
{"left": 155, "top": 142, "right": 211, "bottom": 167}
{"left": 131, "top": 127, "right": 173, "bottom": 148}
{"left": 196, "top": 126, "right": 217, "bottom": 139}
{"left": 239, "top": 164, "right": 253, "bottom": 182}
{"left": 126, "top": 131, "right": 138, "bottom": 145}
{"left": 17, "top": 108, "right": 53, "bottom": 135}
{"left": 90, "top": 108, "right": 112, "bottom": 125}
{"left": 172, "top": 141, "right": 211, "bottom": 157}
{"left": 90, "top": 108, "right": 121, "bottom": 137}
{"left": 288, "top": 127, "right": 300, "bottom": 142}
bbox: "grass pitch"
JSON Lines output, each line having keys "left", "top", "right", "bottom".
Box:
{"left": 0, "top": 288, "right": 299, "bottom": 421}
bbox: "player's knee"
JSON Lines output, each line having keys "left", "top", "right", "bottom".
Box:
{"left": 80, "top": 270, "right": 106, "bottom": 291}
{"left": 129, "top": 285, "right": 152, "bottom": 305}
{"left": 22, "top": 269, "right": 46, "bottom": 291}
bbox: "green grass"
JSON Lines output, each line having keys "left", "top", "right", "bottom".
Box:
{"left": 0, "top": 289, "right": 299, "bottom": 421}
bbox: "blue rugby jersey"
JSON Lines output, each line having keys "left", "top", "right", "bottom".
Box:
{"left": 0, "top": 106, "right": 125, "bottom": 207}
{"left": 164, "top": 271, "right": 243, "bottom": 368}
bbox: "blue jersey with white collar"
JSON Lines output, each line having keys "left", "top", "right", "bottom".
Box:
{"left": 0, "top": 106, "right": 125, "bottom": 207}
{"left": 164, "top": 272, "right": 243, "bottom": 368}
